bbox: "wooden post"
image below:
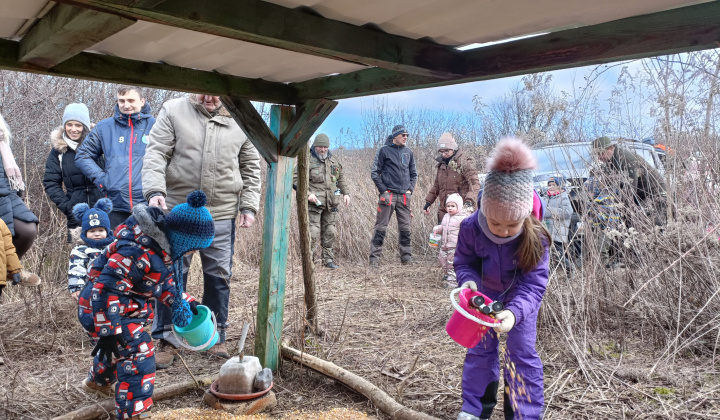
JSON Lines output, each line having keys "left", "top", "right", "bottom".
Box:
{"left": 255, "top": 105, "right": 295, "bottom": 371}
{"left": 296, "top": 142, "right": 318, "bottom": 333}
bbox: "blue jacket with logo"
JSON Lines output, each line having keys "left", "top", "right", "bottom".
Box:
{"left": 370, "top": 138, "right": 417, "bottom": 194}
{"left": 75, "top": 103, "right": 155, "bottom": 213}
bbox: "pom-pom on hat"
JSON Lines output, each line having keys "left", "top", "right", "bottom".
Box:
{"left": 312, "top": 133, "right": 330, "bottom": 148}
{"left": 480, "top": 137, "right": 537, "bottom": 222}
{"left": 164, "top": 190, "right": 215, "bottom": 260}
{"left": 437, "top": 132, "right": 458, "bottom": 151}
{"left": 73, "top": 198, "right": 113, "bottom": 239}
{"left": 446, "top": 193, "right": 464, "bottom": 210}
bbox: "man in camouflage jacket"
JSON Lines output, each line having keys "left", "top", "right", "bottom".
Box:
{"left": 295, "top": 133, "right": 349, "bottom": 269}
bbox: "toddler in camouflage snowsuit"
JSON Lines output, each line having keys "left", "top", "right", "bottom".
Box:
{"left": 78, "top": 192, "right": 214, "bottom": 420}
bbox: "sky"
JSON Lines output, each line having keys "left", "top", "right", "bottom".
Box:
{"left": 314, "top": 61, "right": 640, "bottom": 145}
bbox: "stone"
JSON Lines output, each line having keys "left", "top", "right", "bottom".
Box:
{"left": 253, "top": 368, "right": 273, "bottom": 392}
{"left": 218, "top": 355, "right": 262, "bottom": 395}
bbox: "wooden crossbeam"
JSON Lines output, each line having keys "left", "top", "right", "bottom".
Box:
{"left": 19, "top": 4, "right": 135, "bottom": 68}
{"left": 0, "top": 39, "right": 296, "bottom": 103}
{"left": 280, "top": 99, "right": 338, "bottom": 157}
{"left": 55, "top": 0, "right": 463, "bottom": 78}
{"left": 292, "top": 1, "right": 720, "bottom": 100}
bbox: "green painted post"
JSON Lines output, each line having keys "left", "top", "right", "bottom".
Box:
{"left": 255, "top": 105, "right": 295, "bottom": 371}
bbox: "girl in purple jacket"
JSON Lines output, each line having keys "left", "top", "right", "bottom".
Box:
{"left": 454, "top": 138, "right": 550, "bottom": 420}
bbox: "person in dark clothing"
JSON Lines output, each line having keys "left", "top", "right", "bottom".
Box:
{"left": 43, "top": 103, "right": 104, "bottom": 243}
{"left": 0, "top": 112, "right": 38, "bottom": 260}
{"left": 592, "top": 137, "right": 667, "bottom": 226}
{"left": 75, "top": 86, "right": 155, "bottom": 228}
{"left": 369, "top": 125, "right": 417, "bottom": 266}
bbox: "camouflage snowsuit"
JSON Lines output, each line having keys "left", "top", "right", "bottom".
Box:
{"left": 77, "top": 206, "right": 194, "bottom": 419}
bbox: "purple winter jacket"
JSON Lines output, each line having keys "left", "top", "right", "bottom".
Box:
{"left": 454, "top": 211, "right": 549, "bottom": 325}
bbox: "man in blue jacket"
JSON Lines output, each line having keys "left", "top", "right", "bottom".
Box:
{"left": 76, "top": 86, "right": 155, "bottom": 228}
{"left": 369, "top": 125, "right": 417, "bottom": 267}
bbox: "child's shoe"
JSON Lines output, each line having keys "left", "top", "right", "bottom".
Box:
{"left": 82, "top": 378, "right": 114, "bottom": 397}
{"left": 12, "top": 271, "right": 41, "bottom": 287}
{"left": 129, "top": 412, "right": 152, "bottom": 420}
{"left": 457, "top": 411, "right": 483, "bottom": 420}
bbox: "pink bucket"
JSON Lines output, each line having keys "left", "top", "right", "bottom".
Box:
{"left": 446, "top": 288, "right": 499, "bottom": 348}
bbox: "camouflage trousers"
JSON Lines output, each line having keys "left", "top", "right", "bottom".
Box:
{"left": 309, "top": 206, "right": 337, "bottom": 264}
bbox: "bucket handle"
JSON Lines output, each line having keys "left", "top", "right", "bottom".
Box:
{"left": 450, "top": 288, "right": 502, "bottom": 328}
{"left": 171, "top": 309, "right": 219, "bottom": 352}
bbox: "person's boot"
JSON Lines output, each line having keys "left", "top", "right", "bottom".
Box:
{"left": 369, "top": 259, "right": 380, "bottom": 269}
{"left": 155, "top": 340, "right": 176, "bottom": 369}
{"left": 457, "top": 412, "right": 484, "bottom": 420}
{"left": 129, "top": 412, "right": 152, "bottom": 420}
{"left": 324, "top": 260, "right": 339, "bottom": 269}
{"left": 82, "top": 378, "right": 114, "bottom": 397}
{"left": 12, "top": 271, "right": 41, "bottom": 287}
{"left": 206, "top": 342, "right": 229, "bottom": 359}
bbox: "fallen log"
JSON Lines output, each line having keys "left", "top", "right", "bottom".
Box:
{"left": 281, "top": 344, "right": 441, "bottom": 420}
{"left": 52, "top": 374, "right": 218, "bottom": 420}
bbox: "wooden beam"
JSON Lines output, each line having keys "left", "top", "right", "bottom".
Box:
{"left": 55, "top": 0, "right": 463, "bottom": 78}
{"left": 292, "top": 1, "right": 720, "bottom": 100}
{"left": 0, "top": 39, "right": 296, "bottom": 103}
{"left": 255, "top": 105, "right": 296, "bottom": 372}
{"left": 280, "top": 99, "right": 338, "bottom": 157}
{"left": 19, "top": 4, "right": 134, "bottom": 68}
{"left": 221, "top": 96, "right": 279, "bottom": 164}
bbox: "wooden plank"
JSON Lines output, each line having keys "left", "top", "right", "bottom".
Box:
{"left": 221, "top": 96, "right": 279, "bottom": 164}
{"left": 19, "top": 4, "right": 135, "bottom": 68}
{"left": 255, "top": 105, "right": 296, "bottom": 372}
{"left": 280, "top": 99, "right": 338, "bottom": 157}
{"left": 292, "top": 1, "right": 720, "bottom": 100}
{"left": 55, "top": 0, "right": 463, "bottom": 78}
{"left": 0, "top": 39, "right": 295, "bottom": 103}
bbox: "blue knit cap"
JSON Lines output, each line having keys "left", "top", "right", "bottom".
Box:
{"left": 63, "top": 103, "right": 91, "bottom": 130}
{"left": 390, "top": 124, "right": 408, "bottom": 139}
{"left": 548, "top": 175, "right": 565, "bottom": 187}
{"left": 72, "top": 198, "right": 114, "bottom": 248}
{"left": 164, "top": 191, "right": 215, "bottom": 261}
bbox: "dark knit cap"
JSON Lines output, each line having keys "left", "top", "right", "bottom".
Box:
{"left": 313, "top": 133, "right": 330, "bottom": 148}
{"left": 73, "top": 198, "right": 113, "bottom": 241}
{"left": 548, "top": 175, "right": 564, "bottom": 186}
{"left": 164, "top": 191, "right": 215, "bottom": 260}
{"left": 391, "top": 125, "right": 408, "bottom": 139}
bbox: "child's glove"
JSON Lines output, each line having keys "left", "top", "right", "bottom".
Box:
{"left": 91, "top": 334, "right": 127, "bottom": 365}
{"left": 493, "top": 310, "right": 516, "bottom": 334}
{"left": 461, "top": 281, "right": 477, "bottom": 292}
{"left": 189, "top": 300, "right": 199, "bottom": 316}
{"left": 11, "top": 273, "right": 21, "bottom": 285}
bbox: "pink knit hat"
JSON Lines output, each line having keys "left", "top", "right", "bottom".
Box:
{"left": 437, "top": 132, "right": 458, "bottom": 151}
{"left": 480, "top": 138, "right": 537, "bottom": 222}
{"left": 445, "top": 193, "right": 464, "bottom": 210}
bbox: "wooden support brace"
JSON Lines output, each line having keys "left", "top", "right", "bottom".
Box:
{"left": 254, "top": 105, "right": 295, "bottom": 372}
{"left": 280, "top": 98, "right": 338, "bottom": 157}
{"left": 221, "top": 96, "right": 279, "bottom": 164}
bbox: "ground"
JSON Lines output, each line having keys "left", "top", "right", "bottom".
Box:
{"left": 0, "top": 256, "right": 719, "bottom": 419}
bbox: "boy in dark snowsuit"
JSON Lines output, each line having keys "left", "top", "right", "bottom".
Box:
{"left": 69, "top": 198, "right": 115, "bottom": 300}
{"left": 77, "top": 191, "right": 214, "bottom": 420}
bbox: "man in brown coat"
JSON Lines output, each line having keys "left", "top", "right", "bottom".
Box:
{"left": 424, "top": 133, "right": 481, "bottom": 223}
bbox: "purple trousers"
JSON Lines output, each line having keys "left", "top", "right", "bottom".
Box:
{"left": 461, "top": 291, "right": 544, "bottom": 420}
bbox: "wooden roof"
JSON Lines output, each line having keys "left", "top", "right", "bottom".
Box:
{"left": 0, "top": 0, "right": 718, "bottom": 103}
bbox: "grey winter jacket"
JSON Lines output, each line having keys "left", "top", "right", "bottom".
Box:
{"left": 370, "top": 138, "right": 417, "bottom": 194}
{"left": 542, "top": 191, "right": 573, "bottom": 244}
{"left": 142, "top": 97, "right": 262, "bottom": 219}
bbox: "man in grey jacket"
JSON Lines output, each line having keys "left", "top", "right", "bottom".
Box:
{"left": 142, "top": 94, "right": 262, "bottom": 365}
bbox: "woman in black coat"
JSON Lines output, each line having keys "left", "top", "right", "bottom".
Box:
{"left": 43, "top": 103, "right": 103, "bottom": 242}
{"left": 0, "top": 112, "right": 39, "bottom": 259}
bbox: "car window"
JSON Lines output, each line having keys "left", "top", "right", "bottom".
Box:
{"left": 626, "top": 146, "right": 656, "bottom": 168}
{"left": 532, "top": 144, "right": 593, "bottom": 177}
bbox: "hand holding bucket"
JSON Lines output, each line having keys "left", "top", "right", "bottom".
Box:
{"left": 446, "top": 288, "right": 502, "bottom": 348}
{"left": 172, "top": 304, "right": 219, "bottom": 352}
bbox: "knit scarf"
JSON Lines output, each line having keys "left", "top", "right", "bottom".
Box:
{"left": 0, "top": 116, "right": 24, "bottom": 191}
{"left": 171, "top": 258, "right": 193, "bottom": 328}
{"left": 547, "top": 189, "right": 561, "bottom": 197}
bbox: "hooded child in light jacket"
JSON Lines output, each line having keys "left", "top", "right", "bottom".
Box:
{"left": 433, "top": 193, "right": 469, "bottom": 283}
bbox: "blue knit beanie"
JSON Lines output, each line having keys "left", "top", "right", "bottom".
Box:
{"left": 390, "top": 124, "right": 408, "bottom": 139}
{"left": 63, "top": 103, "right": 91, "bottom": 130}
{"left": 548, "top": 175, "right": 565, "bottom": 187}
{"left": 72, "top": 198, "right": 114, "bottom": 247}
{"left": 164, "top": 191, "right": 215, "bottom": 260}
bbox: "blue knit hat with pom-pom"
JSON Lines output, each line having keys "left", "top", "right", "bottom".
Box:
{"left": 164, "top": 191, "right": 215, "bottom": 260}
{"left": 72, "top": 198, "right": 114, "bottom": 247}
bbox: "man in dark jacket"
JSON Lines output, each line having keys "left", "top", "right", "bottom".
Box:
{"left": 369, "top": 125, "right": 417, "bottom": 266}
{"left": 76, "top": 86, "right": 155, "bottom": 228}
{"left": 592, "top": 136, "right": 667, "bottom": 225}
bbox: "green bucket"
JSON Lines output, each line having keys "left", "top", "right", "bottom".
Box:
{"left": 172, "top": 305, "right": 218, "bottom": 352}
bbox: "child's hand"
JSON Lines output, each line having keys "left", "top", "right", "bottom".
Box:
{"left": 493, "top": 310, "right": 516, "bottom": 334}
{"left": 433, "top": 226, "right": 441, "bottom": 234}
{"left": 71, "top": 291, "right": 80, "bottom": 301}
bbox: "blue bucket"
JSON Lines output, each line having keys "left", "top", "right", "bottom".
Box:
{"left": 172, "top": 305, "right": 218, "bottom": 352}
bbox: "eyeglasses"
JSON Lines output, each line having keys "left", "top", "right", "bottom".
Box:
{"left": 401, "top": 134, "right": 409, "bottom": 137}
{"left": 439, "top": 149, "right": 452, "bottom": 154}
